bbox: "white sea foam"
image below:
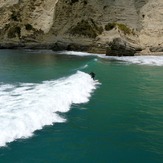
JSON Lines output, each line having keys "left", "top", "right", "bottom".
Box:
{"left": 0, "top": 71, "right": 98, "bottom": 147}
{"left": 108, "top": 56, "right": 163, "bottom": 66}
{"left": 98, "top": 55, "right": 163, "bottom": 66}
{"left": 25, "top": 50, "right": 163, "bottom": 66}
{"left": 58, "top": 51, "right": 103, "bottom": 57}
{"left": 58, "top": 51, "right": 163, "bottom": 66}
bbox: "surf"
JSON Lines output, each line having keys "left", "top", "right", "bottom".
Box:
{"left": 0, "top": 71, "right": 99, "bottom": 147}
{"left": 56, "top": 51, "right": 163, "bottom": 66}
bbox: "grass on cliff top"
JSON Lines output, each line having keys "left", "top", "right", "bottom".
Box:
{"left": 69, "top": 19, "right": 103, "bottom": 38}
{"left": 105, "top": 22, "right": 133, "bottom": 35}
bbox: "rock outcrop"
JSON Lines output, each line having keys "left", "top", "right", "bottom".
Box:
{"left": 0, "top": 0, "right": 163, "bottom": 55}
{"left": 0, "top": 0, "right": 58, "bottom": 42}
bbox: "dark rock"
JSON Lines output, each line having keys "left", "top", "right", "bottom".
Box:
{"left": 66, "top": 43, "right": 89, "bottom": 51}
{"left": 106, "top": 38, "right": 138, "bottom": 56}
{"left": 0, "top": 43, "right": 21, "bottom": 49}
{"left": 52, "top": 42, "right": 90, "bottom": 52}
{"left": 52, "top": 42, "right": 68, "bottom": 51}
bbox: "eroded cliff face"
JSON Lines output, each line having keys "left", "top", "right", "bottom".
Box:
{"left": 139, "top": 0, "right": 163, "bottom": 51}
{"left": 0, "top": 0, "right": 163, "bottom": 54}
{"left": 0, "top": 0, "right": 58, "bottom": 42}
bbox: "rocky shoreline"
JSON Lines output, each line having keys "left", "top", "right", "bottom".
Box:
{"left": 1, "top": 41, "right": 163, "bottom": 56}
{"left": 0, "top": 0, "right": 163, "bottom": 56}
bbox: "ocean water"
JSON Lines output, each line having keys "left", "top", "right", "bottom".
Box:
{"left": 0, "top": 49, "right": 163, "bottom": 163}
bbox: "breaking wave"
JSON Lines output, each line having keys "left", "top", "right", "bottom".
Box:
{"left": 24, "top": 50, "right": 163, "bottom": 66}
{"left": 58, "top": 51, "right": 163, "bottom": 66}
{"left": 108, "top": 56, "right": 163, "bottom": 66}
{"left": 0, "top": 71, "right": 98, "bottom": 147}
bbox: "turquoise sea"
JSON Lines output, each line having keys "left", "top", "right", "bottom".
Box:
{"left": 0, "top": 49, "right": 163, "bottom": 163}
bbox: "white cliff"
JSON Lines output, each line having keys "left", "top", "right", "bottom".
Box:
{"left": 139, "top": 0, "right": 163, "bottom": 48}
{"left": 0, "top": 0, "right": 162, "bottom": 55}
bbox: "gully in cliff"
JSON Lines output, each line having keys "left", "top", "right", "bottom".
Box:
{"left": 89, "top": 72, "right": 96, "bottom": 80}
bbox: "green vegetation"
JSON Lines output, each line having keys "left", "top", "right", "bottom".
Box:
{"left": 8, "top": 26, "right": 21, "bottom": 38}
{"left": 70, "top": 20, "right": 97, "bottom": 38}
{"left": 69, "top": 19, "right": 103, "bottom": 38}
{"left": 83, "top": 0, "right": 88, "bottom": 5}
{"left": 69, "top": 0, "right": 87, "bottom": 5}
{"left": 25, "top": 24, "right": 33, "bottom": 31}
{"left": 71, "top": 0, "right": 79, "bottom": 3}
{"left": 11, "top": 14, "right": 18, "bottom": 21}
{"left": 105, "top": 22, "right": 132, "bottom": 35}
{"left": 105, "top": 23, "right": 116, "bottom": 31}
{"left": 69, "top": 0, "right": 79, "bottom": 5}
{"left": 10, "top": 11, "right": 21, "bottom": 21}
{"left": 117, "top": 23, "right": 131, "bottom": 35}
{"left": 90, "top": 19, "right": 103, "bottom": 34}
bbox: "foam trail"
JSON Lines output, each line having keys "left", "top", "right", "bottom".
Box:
{"left": 0, "top": 71, "right": 99, "bottom": 147}
{"left": 74, "top": 64, "right": 88, "bottom": 71}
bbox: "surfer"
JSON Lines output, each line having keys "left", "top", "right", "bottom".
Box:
{"left": 90, "top": 72, "right": 95, "bottom": 80}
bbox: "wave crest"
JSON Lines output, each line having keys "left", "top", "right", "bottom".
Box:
{"left": 0, "top": 71, "right": 99, "bottom": 147}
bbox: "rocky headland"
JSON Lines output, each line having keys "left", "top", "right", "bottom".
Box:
{"left": 0, "top": 0, "right": 163, "bottom": 56}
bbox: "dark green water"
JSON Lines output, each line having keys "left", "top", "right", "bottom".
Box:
{"left": 0, "top": 50, "right": 163, "bottom": 163}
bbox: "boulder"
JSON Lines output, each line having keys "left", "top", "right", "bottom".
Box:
{"left": 106, "top": 38, "right": 139, "bottom": 56}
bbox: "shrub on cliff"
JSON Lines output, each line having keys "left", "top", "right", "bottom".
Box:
{"left": 69, "top": 19, "right": 103, "bottom": 38}
{"left": 90, "top": 18, "right": 103, "bottom": 34}
{"left": 105, "top": 22, "right": 132, "bottom": 35}
{"left": 10, "top": 11, "right": 21, "bottom": 22}
{"left": 117, "top": 23, "right": 131, "bottom": 35}
{"left": 68, "top": 0, "right": 87, "bottom": 5}
{"left": 69, "top": 0, "right": 79, "bottom": 5}
{"left": 105, "top": 23, "right": 116, "bottom": 31}
{"left": 8, "top": 26, "right": 21, "bottom": 38}
{"left": 25, "top": 24, "right": 33, "bottom": 31}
